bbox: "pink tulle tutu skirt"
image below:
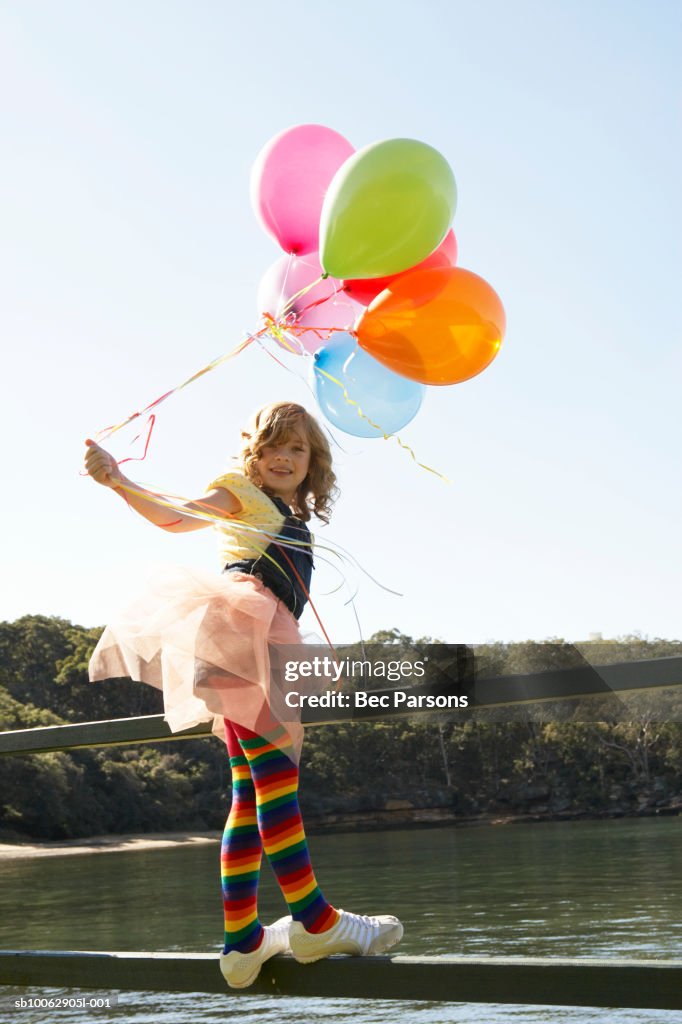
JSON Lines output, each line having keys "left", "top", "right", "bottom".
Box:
{"left": 89, "top": 567, "right": 308, "bottom": 761}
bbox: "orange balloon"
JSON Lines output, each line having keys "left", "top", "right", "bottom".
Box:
{"left": 355, "top": 266, "right": 505, "bottom": 385}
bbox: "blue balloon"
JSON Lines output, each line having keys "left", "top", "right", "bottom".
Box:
{"left": 311, "top": 332, "right": 425, "bottom": 438}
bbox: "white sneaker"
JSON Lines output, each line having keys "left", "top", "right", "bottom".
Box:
{"left": 289, "top": 910, "right": 404, "bottom": 964}
{"left": 219, "top": 916, "right": 291, "bottom": 989}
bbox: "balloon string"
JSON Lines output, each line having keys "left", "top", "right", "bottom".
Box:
{"left": 280, "top": 273, "right": 325, "bottom": 316}
{"left": 95, "top": 329, "right": 264, "bottom": 443}
{"left": 119, "top": 470, "right": 346, "bottom": 667}
{"left": 84, "top": 317, "right": 406, "bottom": 641}
{"left": 295, "top": 284, "right": 345, "bottom": 317}
{"left": 115, "top": 481, "right": 313, "bottom": 583}
{"left": 258, "top": 320, "right": 449, "bottom": 481}
{"left": 262, "top": 316, "right": 347, "bottom": 353}
{"left": 118, "top": 414, "right": 157, "bottom": 466}
{"left": 274, "top": 543, "right": 339, "bottom": 660}
{"left": 112, "top": 475, "right": 401, "bottom": 599}
{"left": 261, "top": 313, "right": 306, "bottom": 355}
{"left": 112, "top": 476, "right": 400, "bottom": 680}
{"left": 276, "top": 252, "right": 295, "bottom": 319}
{"left": 92, "top": 314, "right": 447, "bottom": 486}
{"left": 312, "top": 363, "right": 451, "bottom": 484}
{"left": 90, "top": 309, "right": 445, "bottom": 536}
{"left": 255, "top": 335, "right": 358, "bottom": 462}
{"left": 79, "top": 414, "right": 158, "bottom": 478}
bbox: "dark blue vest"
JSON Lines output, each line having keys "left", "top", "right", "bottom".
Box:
{"left": 222, "top": 495, "right": 313, "bottom": 620}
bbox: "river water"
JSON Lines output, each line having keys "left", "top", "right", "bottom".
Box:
{"left": 1, "top": 817, "right": 681, "bottom": 1023}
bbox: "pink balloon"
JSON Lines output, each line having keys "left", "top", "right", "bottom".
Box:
{"left": 257, "top": 251, "right": 361, "bottom": 354}
{"left": 251, "top": 125, "right": 355, "bottom": 256}
{"left": 343, "top": 229, "right": 458, "bottom": 306}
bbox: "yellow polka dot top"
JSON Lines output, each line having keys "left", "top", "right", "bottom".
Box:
{"left": 206, "top": 471, "right": 286, "bottom": 565}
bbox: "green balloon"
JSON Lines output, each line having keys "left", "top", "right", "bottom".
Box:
{"left": 319, "top": 138, "right": 457, "bottom": 280}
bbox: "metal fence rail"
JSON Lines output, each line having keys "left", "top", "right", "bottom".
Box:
{"left": 2, "top": 951, "right": 682, "bottom": 1009}
{"left": 1, "top": 655, "right": 680, "bottom": 756}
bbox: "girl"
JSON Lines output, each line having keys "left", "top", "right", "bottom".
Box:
{"left": 84, "top": 401, "right": 403, "bottom": 989}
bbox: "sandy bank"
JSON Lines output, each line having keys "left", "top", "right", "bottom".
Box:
{"left": 0, "top": 831, "right": 221, "bottom": 861}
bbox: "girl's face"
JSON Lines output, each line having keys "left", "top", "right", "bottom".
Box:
{"left": 255, "top": 429, "right": 311, "bottom": 503}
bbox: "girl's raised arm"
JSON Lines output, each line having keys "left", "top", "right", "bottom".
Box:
{"left": 83, "top": 439, "right": 242, "bottom": 532}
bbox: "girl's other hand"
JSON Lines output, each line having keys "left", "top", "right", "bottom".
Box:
{"left": 84, "top": 439, "right": 122, "bottom": 487}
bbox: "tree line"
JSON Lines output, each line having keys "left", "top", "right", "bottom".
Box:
{"left": 0, "top": 616, "right": 680, "bottom": 840}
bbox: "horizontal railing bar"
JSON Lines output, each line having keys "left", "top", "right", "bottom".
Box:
{"left": 1, "top": 951, "right": 681, "bottom": 1008}
{"left": 475, "top": 655, "right": 682, "bottom": 703}
{"left": 1, "top": 656, "right": 679, "bottom": 757}
{"left": 0, "top": 715, "right": 211, "bottom": 756}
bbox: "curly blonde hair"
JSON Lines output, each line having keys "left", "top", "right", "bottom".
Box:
{"left": 240, "top": 402, "right": 338, "bottom": 523}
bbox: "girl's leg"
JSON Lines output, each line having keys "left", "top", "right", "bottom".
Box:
{"left": 232, "top": 722, "right": 340, "bottom": 933}
{"left": 221, "top": 720, "right": 264, "bottom": 953}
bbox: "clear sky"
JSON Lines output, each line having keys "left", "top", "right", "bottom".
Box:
{"left": 1, "top": 0, "right": 680, "bottom": 645}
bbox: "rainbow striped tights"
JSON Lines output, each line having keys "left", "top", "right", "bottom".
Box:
{"left": 221, "top": 720, "right": 339, "bottom": 953}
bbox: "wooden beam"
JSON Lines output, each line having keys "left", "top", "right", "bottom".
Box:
{"left": 1, "top": 657, "right": 679, "bottom": 757}
{"left": 0, "top": 715, "right": 211, "bottom": 755}
{"left": 1, "top": 951, "right": 681, "bottom": 1009}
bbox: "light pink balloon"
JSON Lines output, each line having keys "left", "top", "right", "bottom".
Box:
{"left": 257, "top": 251, "right": 361, "bottom": 354}
{"left": 250, "top": 124, "right": 355, "bottom": 256}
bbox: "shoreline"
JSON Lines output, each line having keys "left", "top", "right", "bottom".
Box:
{"left": 0, "top": 831, "right": 220, "bottom": 861}
{"left": 1, "top": 805, "right": 679, "bottom": 860}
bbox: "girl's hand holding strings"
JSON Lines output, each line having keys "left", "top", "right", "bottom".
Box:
{"left": 83, "top": 438, "right": 238, "bottom": 531}
{"left": 84, "top": 439, "right": 124, "bottom": 488}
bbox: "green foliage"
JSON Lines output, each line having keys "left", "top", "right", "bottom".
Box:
{"left": 0, "top": 615, "right": 164, "bottom": 724}
{"left": 0, "top": 617, "right": 680, "bottom": 840}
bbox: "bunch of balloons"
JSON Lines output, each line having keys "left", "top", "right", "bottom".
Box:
{"left": 251, "top": 124, "right": 505, "bottom": 439}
